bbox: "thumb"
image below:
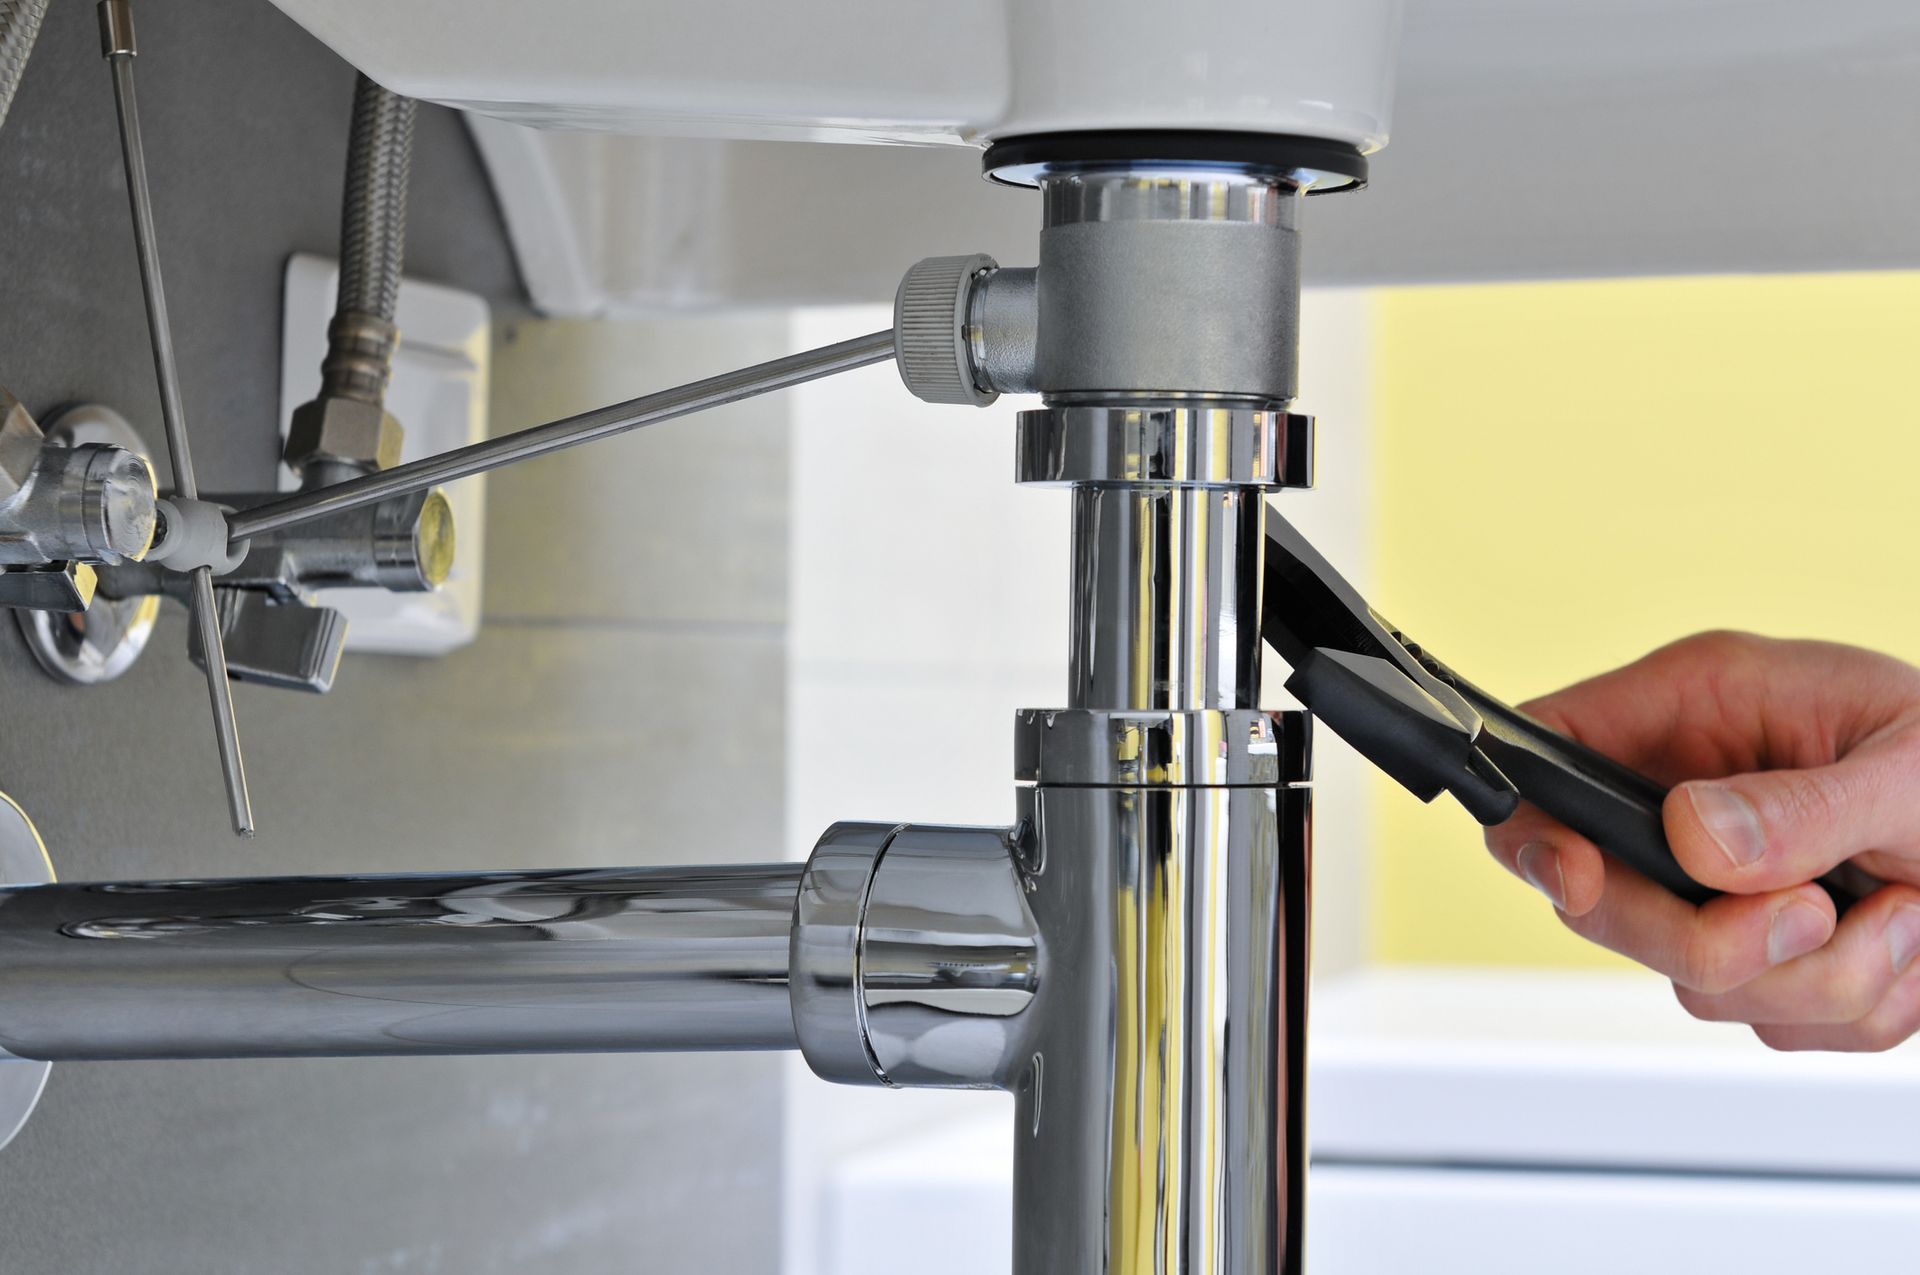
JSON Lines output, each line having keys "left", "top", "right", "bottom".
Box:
{"left": 1668, "top": 748, "right": 1917, "bottom": 893}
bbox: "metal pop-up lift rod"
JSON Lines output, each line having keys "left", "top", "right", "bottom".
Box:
{"left": 98, "top": 0, "right": 253, "bottom": 835}
{"left": 226, "top": 328, "right": 898, "bottom": 543}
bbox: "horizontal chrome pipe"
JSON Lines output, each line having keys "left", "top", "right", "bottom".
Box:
{"left": 0, "top": 864, "right": 802, "bottom": 1060}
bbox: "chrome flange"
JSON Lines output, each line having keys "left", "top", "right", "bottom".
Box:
{"left": 790, "top": 821, "right": 1041, "bottom": 1092}
{"left": 1015, "top": 405, "right": 1313, "bottom": 488}
{"left": 789, "top": 821, "right": 897, "bottom": 1087}
{"left": 0, "top": 788, "right": 54, "bottom": 1152}
{"left": 16, "top": 404, "right": 162, "bottom": 685}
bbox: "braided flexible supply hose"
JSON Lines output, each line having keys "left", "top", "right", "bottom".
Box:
{"left": 0, "top": 0, "right": 50, "bottom": 136}
{"left": 313, "top": 73, "right": 416, "bottom": 416}
{"left": 336, "top": 73, "right": 415, "bottom": 324}
{"left": 290, "top": 74, "right": 418, "bottom": 479}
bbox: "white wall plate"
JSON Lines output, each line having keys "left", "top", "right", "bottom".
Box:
{"left": 278, "top": 254, "right": 489, "bottom": 654}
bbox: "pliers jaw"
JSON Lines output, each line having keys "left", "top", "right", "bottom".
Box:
{"left": 1286, "top": 646, "right": 1519, "bottom": 824}
{"left": 1261, "top": 506, "right": 1518, "bottom": 826}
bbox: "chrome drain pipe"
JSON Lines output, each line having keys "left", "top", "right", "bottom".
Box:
{"left": 0, "top": 832, "right": 1043, "bottom": 1071}
{"left": 0, "top": 863, "right": 806, "bottom": 1060}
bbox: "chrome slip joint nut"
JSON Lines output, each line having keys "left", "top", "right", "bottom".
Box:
{"left": 790, "top": 821, "right": 1040, "bottom": 1090}
{"left": 0, "top": 387, "right": 157, "bottom": 571}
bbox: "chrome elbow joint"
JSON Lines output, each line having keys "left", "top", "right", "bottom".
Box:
{"left": 790, "top": 821, "right": 1041, "bottom": 1090}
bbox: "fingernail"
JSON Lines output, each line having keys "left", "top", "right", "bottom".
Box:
{"left": 1515, "top": 842, "right": 1566, "bottom": 910}
{"left": 1686, "top": 783, "right": 1767, "bottom": 868}
{"left": 1888, "top": 905, "right": 1920, "bottom": 974}
{"left": 1767, "top": 900, "right": 1831, "bottom": 966}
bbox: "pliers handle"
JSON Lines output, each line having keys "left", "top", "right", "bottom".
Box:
{"left": 1261, "top": 506, "right": 1865, "bottom": 912}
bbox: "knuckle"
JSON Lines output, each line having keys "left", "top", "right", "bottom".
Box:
{"left": 1554, "top": 903, "right": 1596, "bottom": 941}
{"left": 1671, "top": 982, "right": 1732, "bottom": 1023}
{"left": 1673, "top": 629, "right": 1766, "bottom": 670}
{"left": 1687, "top": 629, "right": 1749, "bottom": 655}
{"left": 1885, "top": 724, "right": 1920, "bottom": 775}
{"left": 1828, "top": 967, "right": 1884, "bottom": 1024}
{"left": 1677, "top": 925, "right": 1743, "bottom": 994}
{"left": 1762, "top": 769, "right": 1849, "bottom": 842}
{"left": 1552, "top": 904, "right": 1614, "bottom": 952}
{"left": 1757, "top": 1016, "right": 1914, "bottom": 1054}
{"left": 1853, "top": 1015, "right": 1912, "bottom": 1054}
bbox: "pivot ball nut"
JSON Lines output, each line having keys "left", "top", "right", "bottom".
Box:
{"left": 148, "top": 497, "right": 247, "bottom": 575}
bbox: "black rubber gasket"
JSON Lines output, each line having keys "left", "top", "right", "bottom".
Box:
{"left": 983, "top": 130, "right": 1368, "bottom": 194}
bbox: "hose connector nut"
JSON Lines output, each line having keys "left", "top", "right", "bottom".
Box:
{"left": 284, "top": 395, "right": 404, "bottom": 479}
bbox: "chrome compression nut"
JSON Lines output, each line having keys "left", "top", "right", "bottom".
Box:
{"left": 0, "top": 387, "right": 157, "bottom": 569}
{"left": 284, "top": 394, "right": 404, "bottom": 478}
{"left": 791, "top": 821, "right": 1040, "bottom": 1090}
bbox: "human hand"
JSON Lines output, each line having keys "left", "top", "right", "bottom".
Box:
{"left": 1483, "top": 631, "right": 1920, "bottom": 1051}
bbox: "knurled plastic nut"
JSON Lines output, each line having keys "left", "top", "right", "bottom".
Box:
{"left": 285, "top": 396, "right": 404, "bottom": 473}
{"left": 894, "top": 254, "right": 998, "bottom": 407}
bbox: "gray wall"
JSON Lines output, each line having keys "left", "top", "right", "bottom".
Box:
{"left": 0, "top": 2, "right": 787, "bottom": 1270}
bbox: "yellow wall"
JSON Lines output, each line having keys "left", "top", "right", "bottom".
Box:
{"left": 1370, "top": 272, "right": 1920, "bottom": 966}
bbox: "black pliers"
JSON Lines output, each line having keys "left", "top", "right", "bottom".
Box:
{"left": 1261, "top": 506, "right": 1866, "bottom": 911}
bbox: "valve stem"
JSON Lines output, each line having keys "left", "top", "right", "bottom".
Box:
{"left": 101, "top": 0, "right": 253, "bottom": 836}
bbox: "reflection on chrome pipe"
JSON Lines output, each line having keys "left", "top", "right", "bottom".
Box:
{"left": 1068, "top": 483, "right": 1265, "bottom": 713}
{"left": 1012, "top": 783, "right": 1308, "bottom": 1275}
{"left": 0, "top": 864, "right": 801, "bottom": 1060}
{"left": 860, "top": 824, "right": 1041, "bottom": 1089}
